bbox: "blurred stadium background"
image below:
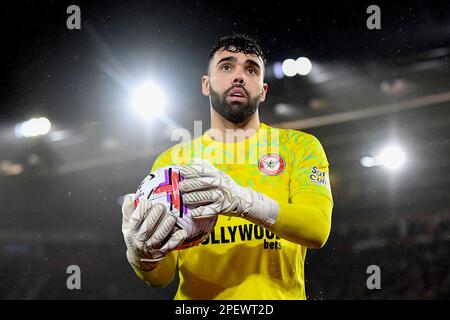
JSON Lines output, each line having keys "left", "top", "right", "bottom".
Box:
{"left": 0, "top": 0, "right": 449, "bottom": 299}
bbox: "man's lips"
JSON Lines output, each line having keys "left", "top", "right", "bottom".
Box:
{"left": 227, "top": 87, "right": 247, "bottom": 102}
{"left": 228, "top": 87, "right": 247, "bottom": 98}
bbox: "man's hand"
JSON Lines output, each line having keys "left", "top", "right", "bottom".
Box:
{"left": 179, "top": 159, "right": 279, "bottom": 227}
{"left": 121, "top": 194, "right": 187, "bottom": 271}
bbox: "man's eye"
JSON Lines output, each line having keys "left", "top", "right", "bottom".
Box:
{"left": 222, "top": 65, "right": 231, "bottom": 71}
{"left": 248, "top": 68, "right": 256, "bottom": 75}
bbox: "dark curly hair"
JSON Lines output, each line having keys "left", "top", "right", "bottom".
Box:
{"left": 207, "top": 34, "right": 266, "bottom": 73}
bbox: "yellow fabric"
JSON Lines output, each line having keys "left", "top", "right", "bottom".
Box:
{"left": 142, "top": 123, "right": 333, "bottom": 299}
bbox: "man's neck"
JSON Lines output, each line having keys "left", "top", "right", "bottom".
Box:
{"left": 209, "top": 107, "right": 261, "bottom": 143}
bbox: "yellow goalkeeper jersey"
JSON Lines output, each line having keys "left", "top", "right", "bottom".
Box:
{"left": 149, "top": 123, "right": 333, "bottom": 300}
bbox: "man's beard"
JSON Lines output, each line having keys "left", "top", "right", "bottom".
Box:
{"left": 210, "top": 85, "right": 261, "bottom": 124}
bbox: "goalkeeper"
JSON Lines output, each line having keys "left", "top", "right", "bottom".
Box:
{"left": 122, "top": 34, "right": 333, "bottom": 299}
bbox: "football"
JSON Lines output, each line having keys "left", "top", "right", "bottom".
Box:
{"left": 132, "top": 166, "right": 217, "bottom": 249}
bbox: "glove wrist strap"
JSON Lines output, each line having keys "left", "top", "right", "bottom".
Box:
{"left": 243, "top": 187, "right": 279, "bottom": 227}
{"left": 127, "top": 249, "right": 159, "bottom": 272}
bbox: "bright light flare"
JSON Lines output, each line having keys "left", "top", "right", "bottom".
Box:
{"left": 378, "top": 146, "right": 406, "bottom": 170}
{"left": 281, "top": 59, "right": 298, "bottom": 77}
{"left": 281, "top": 57, "right": 312, "bottom": 77}
{"left": 296, "top": 57, "right": 312, "bottom": 75}
{"left": 130, "top": 82, "right": 166, "bottom": 121}
{"left": 360, "top": 156, "right": 377, "bottom": 168}
{"left": 15, "top": 117, "right": 51, "bottom": 138}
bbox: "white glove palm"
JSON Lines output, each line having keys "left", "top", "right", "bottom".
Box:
{"left": 121, "top": 194, "right": 187, "bottom": 271}
{"left": 179, "top": 159, "right": 279, "bottom": 227}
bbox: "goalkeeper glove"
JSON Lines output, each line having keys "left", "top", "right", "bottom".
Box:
{"left": 179, "top": 159, "right": 279, "bottom": 227}
{"left": 121, "top": 194, "right": 187, "bottom": 271}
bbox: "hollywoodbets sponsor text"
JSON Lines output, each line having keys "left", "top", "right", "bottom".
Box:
{"left": 201, "top": 223, "right": 282, "bottom": 250}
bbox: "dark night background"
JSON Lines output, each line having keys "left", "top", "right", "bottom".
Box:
{"left": 0, "top": 0, "right": 449, "bottom": 299}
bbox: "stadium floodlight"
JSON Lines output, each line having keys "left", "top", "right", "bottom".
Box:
{"left": 15, "top": 117, "right": 52, "bottom": 138}
{"left": 130, "top": 81, "right": 166, "bottom": 121}
{"left": 281, "top": 59, "right": 298, "bottom": 77}
{"left": 296, "top": 57, "right": 312, "bottom": 76}
{"left": 378, "top": 145, "right": 406, "bottom": 170}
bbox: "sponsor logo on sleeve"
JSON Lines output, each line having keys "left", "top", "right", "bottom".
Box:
{"left": 309, "top": 166, "right": 328, "bottom": 186}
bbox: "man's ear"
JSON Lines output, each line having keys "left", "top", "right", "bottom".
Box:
{"left": 260, "top": 83, "right": 268, "bottom": 102}
{"left": 202, "top": 75, "right": 210, "bottom": 96}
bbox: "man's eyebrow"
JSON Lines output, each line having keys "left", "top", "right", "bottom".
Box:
{"left": 216, "top": 56, "right": 237, "bottom": 65}
{"left": 216, "top": 56, "right": 262, "bottom": 70}
{"left": 245, "top": 59, "right": 261, "bottom": 70}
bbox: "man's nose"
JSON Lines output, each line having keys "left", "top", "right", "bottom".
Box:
{"left": 232, "top": 69, "right": 245, "bottom": 85}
